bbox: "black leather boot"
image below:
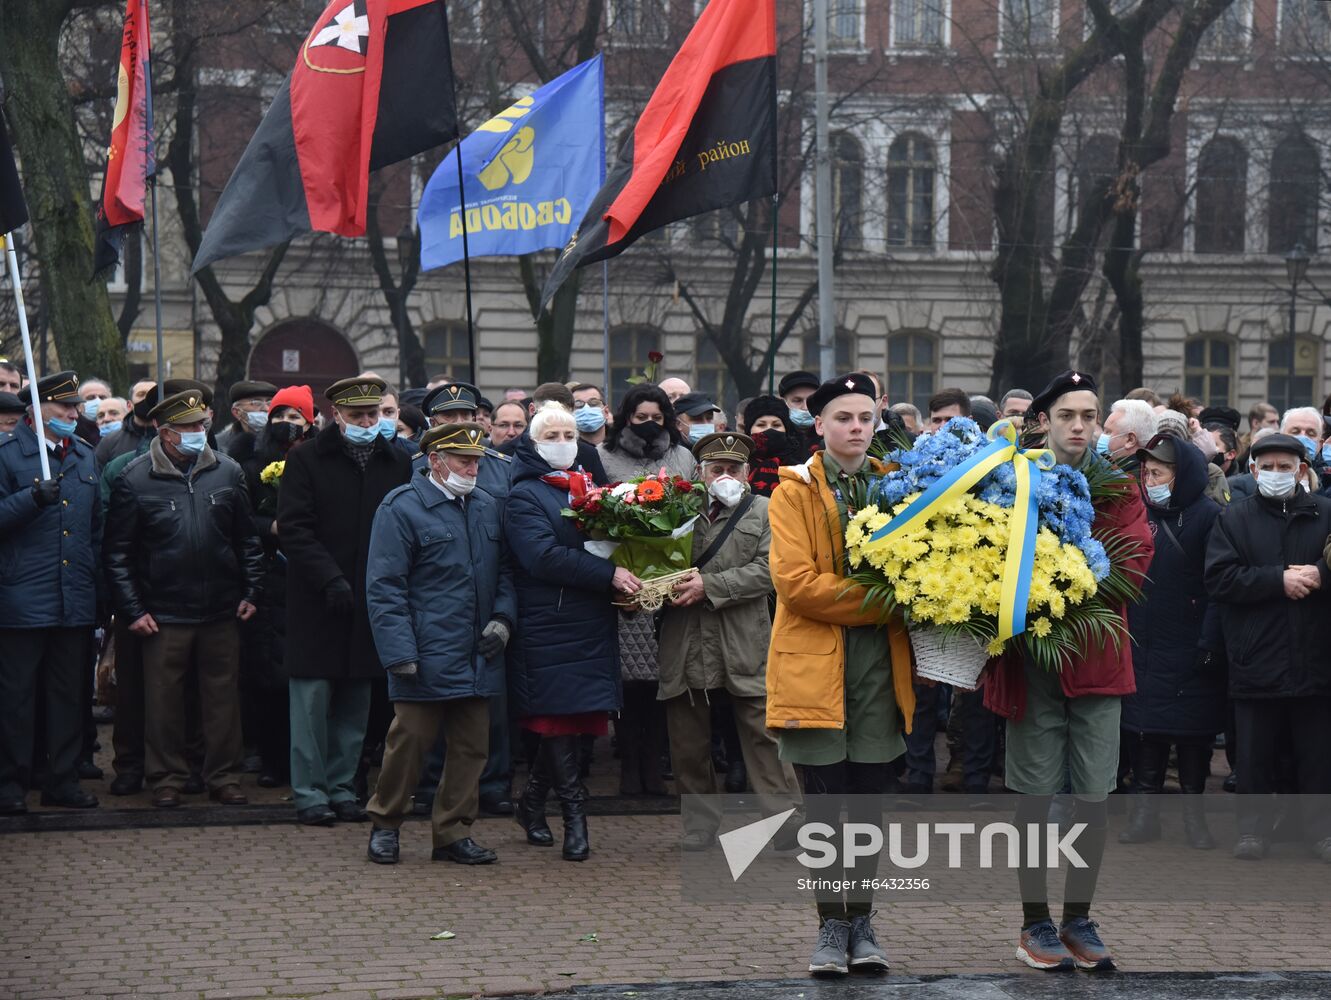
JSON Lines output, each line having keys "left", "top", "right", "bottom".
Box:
{"left": 514, "top": 739, "right": 554, "bottom": 847}
{"left": 1177, "top": 742, "right": 1215, "bottom": 850}
{"left": 547, "top": 734, "right": 590, "bottom": 861}
{"left": 1118, "top": 738, "right": 1165, "bottom": 844}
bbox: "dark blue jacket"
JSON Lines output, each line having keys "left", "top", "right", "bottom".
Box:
{"left": 366, "top": 471, "right": 516, "bottom": 701}
{"left": 0, "top": 424, "right": 102, "bottom": 629}
{"left": 1124, "top": 439, "right": 1225, "bottom": 737}
{"left": 411, "top": 447, "right": 511, "bottom": 500}
{"left": 504, "top": 436, "right": 620, "bottom": 717}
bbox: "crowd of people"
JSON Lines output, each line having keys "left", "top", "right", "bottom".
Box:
{"left": 2, "top": 352, "right": 1330, "bottom": 975}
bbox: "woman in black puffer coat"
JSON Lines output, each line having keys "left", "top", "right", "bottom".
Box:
{"left": 1121, "top": 434, "right": 1225, "bottom": 849}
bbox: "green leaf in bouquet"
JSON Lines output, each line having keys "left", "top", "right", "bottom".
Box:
{"left": 611, "top": 533, "right": 695, "bottom": 579}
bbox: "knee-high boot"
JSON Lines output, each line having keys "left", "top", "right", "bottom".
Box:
{"left": 514, "top": 736, "right": 554, "bottom": 847}
{"left": 1119, "top": 737, "right": 1166, "bottom": 844}
{"left": 1176, "top": 741, "right": 1215, "bottom": 850}
{"left": 546, "top": 734, "right": 590, "bottom": 861}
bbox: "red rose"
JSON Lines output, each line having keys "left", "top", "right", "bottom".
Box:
{"left": 673, "top": 477, "right": 693, "bottom": 491}
{"left": 648, "top": 351, "right": 664, "bottom": 363}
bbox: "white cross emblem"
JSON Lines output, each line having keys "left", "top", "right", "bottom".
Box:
{"left": 844, "top": 379, "right": 855, "bottom": 389}
{"left": 310, "top": 2, "right": 370, "bottom": 54}
{"left": 1071, "top": 373, "right": 1082, "bottom": 384}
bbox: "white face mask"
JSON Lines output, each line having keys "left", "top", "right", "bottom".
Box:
{"left": 536, "top": 439, "right": 579, "bottom": 470}
{"left": 432, "top": 459, "right": 476, "bottom": 497}
{"left": 707, "top": 475, "right": 746, "bottom": 508}
{"left": 1256, "top": 469, "right": 1298, "bottom": 499}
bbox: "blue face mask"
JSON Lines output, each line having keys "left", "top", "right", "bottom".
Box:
{"left": 343, "top": 422, "right": 379, "bottom": 446}
{"left": 1321, "top": 441, "right": 1331, "bottom": 465}
{"left": 100, "top": 420, "right": 123, "bottom": 436}
{"left": 1145, "top": 483, "right": 1172, "bottom": 506}
{"left": 378, "top": 416, "right": 397, "bottom": 439}
{"left": 1096, "top": 433, "right": 1111, "bottom": 457}
{"left": 176, "top": 430, "right": 207, "bottom": 455}
{"left": 47, "top": 417, "right": 78, "bottom": 439}
{"left": 245, "top": 410, "right": 269, "bottom": 431}
{"left": 82, "top": 399, "right": 100, "bottom": 420}
{"left": 1295, "top": 435, "right": 1319, "bottom": 462}
{"left": 788, "top": 407, "right": 815, "bottom": 428}
{"left": 574, "top": 406, "right": 607, "bottom": 433}
{"left": 688, "top": 422, "right": 715, "bottom": 442}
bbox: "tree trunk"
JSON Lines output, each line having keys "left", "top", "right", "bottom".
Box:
{"left": 0, "top": 0, "right": 128, "bottom": 387}
{"left": 366, "top": 182, "right": 426, "bottom": 387}
{"left": 522, "top": 254, "right": 581, "bottom": 382}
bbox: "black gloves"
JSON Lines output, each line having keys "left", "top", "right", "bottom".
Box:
{"left": 478, "top": 620, "right": 511, "bottom": 659}
{"left": 324, "top": 576, "right": 354, "bottom": 615}
{"left": 31, "top": 480, "right": 61, "bottom": 507}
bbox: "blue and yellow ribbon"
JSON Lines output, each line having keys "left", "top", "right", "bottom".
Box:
{"left": 867, "top": 420, "right": 1055, "bottom": 641}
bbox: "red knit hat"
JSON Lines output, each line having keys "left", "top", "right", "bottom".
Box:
{"left": 269, "top": 384, "right": 314, "bottom": 423}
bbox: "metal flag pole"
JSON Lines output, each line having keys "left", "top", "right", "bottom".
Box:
{"left": 768, "top": 193, "right": 778, "bottom": 395}
{"left": 812, "top": 0, "right": 836, "bottom": 381}
{"left": 143, "top": 0, "right": 164, "bottom": 390}
{"left": 3, "top": 233, "right": 51, "bottom": 480}
{"left": 454, "top": 143, "right": 477, "bottom": 382}
{"left": 601, "top": 260, "right": 611, "bottom": 402}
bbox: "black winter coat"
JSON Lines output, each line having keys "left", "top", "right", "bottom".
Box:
{"left": 1124, "top": 440, "right": 1226, "bottom": 737}
{"left": 277, "top": 424, "right": 411, "bottom": 680}
{"left": 105, "top": 440, "right": 264, "bottom": 624}
{"left": 504, "top": 436, "right": 621, "bottom": 717}
{"left": 1205, "top": 484, "right": 1331, "bottom": 699}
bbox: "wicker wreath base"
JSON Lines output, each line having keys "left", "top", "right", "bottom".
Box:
{"left": 908, "top": 626, "right": 990, "bottom": 688}
{"left": 613, "top": 568, "right": 697, "bottom": 612}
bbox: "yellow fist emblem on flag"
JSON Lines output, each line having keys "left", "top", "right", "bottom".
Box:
{"left": 478, "top": 127, "right": 535, "bottom": 192}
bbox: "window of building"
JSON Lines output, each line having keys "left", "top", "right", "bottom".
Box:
{"left": 421, "top": 322, "right": 472, "bottom": 382}
{"left": 609, "top": 0, "right": 669, "bottom": 43}
{"left": 1199, "top": 0, "right": 1252, "bottom": 58}
{"left": 609, "top": 325, "right": 662, "bottom": 406}
{"left": 1073, "top": 135, "right": 1119, "bottom": 232}
{"left": 1001, "top": 0, "right": 1058, "bottom": 50}
{"left": 1280, "top": 0, "right": 1331, "bottom": 57}
{"left": 833, "top": 132, "right": 864, "bottom": 249}
{"left": 1268, "top": 134, "right": 1320, "bottom": 254}
{"left": 886, "top": 331, "right": 937, "bottom": 413}
{"left": 888, "top": 133, "right": 936, "bottom": 249}
{"left": 450, "top": 0, "right": 484, "bottom": 38}
{"left": 695, "top": 337, "right": 740, "bottom": 413}
{"left": 1194, "top": 137, "right": 1247, "bottom": 254}
{"left": 1184, "top": 336, "right": 1235, "bottom": 406}
{"left": 802, "top": 329, "right": 856, "bottom": 375}
{"left": 892, "top": 0, "right": 946, "bottom": 48}
{"left": 1268, "top": 334, "right": 1320, "bottom": 409}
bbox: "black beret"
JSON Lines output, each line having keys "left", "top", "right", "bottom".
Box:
{"left": 1028, "top": 370, "right": 1099, "bottom": 417}
{"left": 778, "top": 371, "right": 821, "bottom": 396}
{"left": 807, "top": 373, "right": 878, "bottom": 418}
{"left": 1249, "top": 433, "right": 1307, "bottom": 462}
{"left": 477, "top": 396, "right": 494, "bottom": 413}
{"left": 228, "top": 380, "right": 278, "bottom": 403}
{"left": 1199, "top": 406, "right": 1241, "bottom": 433}
{"left": 675, "top": 392, "right": 719, "bottom": 418}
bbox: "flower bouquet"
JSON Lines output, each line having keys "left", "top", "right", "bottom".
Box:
{"left": 257, "top": 460, "right": 286, "bottom": 517}
{"left": 844, "top": 418, "right": 1144, "bottom": 685}
{"left": 562, "top": 469, "right": 707, "bottom": 611}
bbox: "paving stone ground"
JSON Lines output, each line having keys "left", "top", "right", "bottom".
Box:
{"left": 2, "top": 812, "right": 1329, "bottom": 1000}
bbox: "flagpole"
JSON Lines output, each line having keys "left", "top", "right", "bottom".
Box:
{"left": 453, "top": 144, "right": 477, "bottom": 382}
{"left": 143, "top": 0, "right": 164, "bottom": 391}
{"left": 3, "top": 234, "right": 51, "bottom": 481}
{"left": 768, "top": 193, "right": 778, "bottom": 395}
{"left": 601, "top": 260, "right": 610, "bottom": 401}
{"left": 812, "top": 0, "right": 836, "bottom": 382}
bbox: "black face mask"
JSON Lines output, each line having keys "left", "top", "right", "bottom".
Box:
{"left": 268, "top": 421, "right": 305, "bottom": 447}
{"left": 626, "top": 420, "right": 665, "bottom": 441}
{"left": 754, "top": 429, "right": 788, "bottom": 456}
{"left": 132, "top": 396, "right": 156, "bottom": 423}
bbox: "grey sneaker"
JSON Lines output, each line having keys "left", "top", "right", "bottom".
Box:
{"left": 847, "top": 912, "right": 890, "bottom": 971}
{"left": 808, "top": 918, "right": 851, "bottom": 975}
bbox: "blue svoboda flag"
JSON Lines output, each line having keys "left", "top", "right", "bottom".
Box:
{"left": 418, "top": 55, "right": 604, "bottom": 270}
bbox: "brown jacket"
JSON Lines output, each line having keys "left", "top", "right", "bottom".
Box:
{"left": 765, "top": 452, "right": 915, "bottom": 732}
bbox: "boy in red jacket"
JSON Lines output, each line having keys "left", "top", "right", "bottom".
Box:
{"left": 983, "top": 371, "right": 1153, "bottom": 972}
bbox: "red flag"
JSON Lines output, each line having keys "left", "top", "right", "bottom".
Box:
{"left": 192, "top": 0, "right": 458, "bottom": 272}
{"left": 94, "top": 0, "right": 153, "bottom": 274}
{"left": 541, "top": 0, "right": 776, "bottom": 305}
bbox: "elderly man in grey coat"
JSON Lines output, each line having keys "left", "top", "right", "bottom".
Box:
{"left": 658, "top": 432, "right": 802, "bottom": 851}
{"left": 363, "top": 422, "right": 516, "bottom": 866}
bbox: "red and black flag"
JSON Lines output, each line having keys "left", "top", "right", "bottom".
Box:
{"left": 0, "top": 115, "right": 28, "bottom": 237}
{"left": 192, "top": 0, "right": 458, "bottom": 273}
{"left": 93, "top": 0, "right": 153, "bottom": 275}
{"left": 540, "top": 0, "right": 776, "bottom": 307}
